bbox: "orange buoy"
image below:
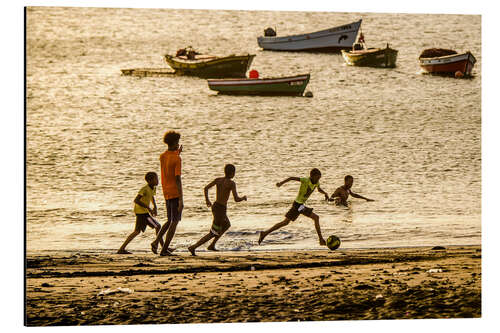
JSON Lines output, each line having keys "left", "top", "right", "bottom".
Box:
{"left": 249, "top": 70, "right": 259, "bottom": 79}
{"left": 455, "top": 71, "right": 464, "bottom": 78}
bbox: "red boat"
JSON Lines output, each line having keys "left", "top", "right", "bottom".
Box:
{"left": 419, "top": 50, "right": 476, "bottom": 76}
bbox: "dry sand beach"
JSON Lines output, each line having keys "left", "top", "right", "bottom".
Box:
{"left": 25, "top": 245, "right": 481, "bottom": 325}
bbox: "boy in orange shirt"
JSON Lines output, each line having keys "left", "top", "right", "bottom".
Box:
{"left": 151, "top": 131, "right": 183, "bottom": 256}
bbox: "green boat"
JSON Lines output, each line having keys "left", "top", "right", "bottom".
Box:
{"left": 207, "top": 74, "right": 310, "bottom": 96}
{"left": 341, "top": 44, "right": 398, "bottom": 68}
{"left": 164, "top": 47, "right": 255, "bottom": 78}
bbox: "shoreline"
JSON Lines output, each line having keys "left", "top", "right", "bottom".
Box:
{"left": 26, "top": 245, "right": 481, "bottom": 325}
{"left": 26, "top": 243, "right": 482, "bottom": 255}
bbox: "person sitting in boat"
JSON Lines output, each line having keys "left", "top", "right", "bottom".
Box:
{"left": 264, "top": 27, "right": 276, "bottom": 37}
{"left": 353, "top": 32, "right": 366, "bottom": 51}
{"left": 187, "top": 49, "right": 197, "bottom": 60}
{"left": 176, "top": 46, "right": 199, "bottom": 59}
{"left": 176, "top": 48, "right": 187, "bottom": 57}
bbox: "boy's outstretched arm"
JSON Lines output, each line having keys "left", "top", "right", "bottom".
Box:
{"left": 317, "top": 186, "right": 329, "bottom": 201}
{"left": 204, "top": 179, "right": 217, "bottom": 207}
{"left": 232, "top": 182, "right": 247, "bottom": 202}
{"left": 350, "top": 191, "right": 374, "bottom": 201}
{"left": 276, "top": 177, "right": 301, "bottom": 187}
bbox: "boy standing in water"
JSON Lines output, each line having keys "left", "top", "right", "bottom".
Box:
{"left": 118, "top": 172, "right": 163, "bottom": 254}
{"left": 151, "top": 131, "right": 183, "bottom": 256}
{"left": 188, "top": 164, "right": 247, "bottom": 256}
{"left": 258, "top": 168, "right": 329, "bottom": 246}
{"left": 329, "top": 175, "right": 374, "bottom": 206}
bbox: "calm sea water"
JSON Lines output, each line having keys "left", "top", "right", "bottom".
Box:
{"left": 26, "top": 7, "right": 481, "bottom": 253}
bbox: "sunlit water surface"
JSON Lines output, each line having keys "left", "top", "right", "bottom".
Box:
{"left": 26, "top": 7, "right": 481, "bottom": 253}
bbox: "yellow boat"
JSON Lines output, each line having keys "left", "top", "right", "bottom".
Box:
{"left": 164, "top": 47, "right": 255, "bottom": 78}
{"left": 341, "top": 44, "right": 398, "bottom": 68}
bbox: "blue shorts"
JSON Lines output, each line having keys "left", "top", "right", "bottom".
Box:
{"left": 166, "top": 197, "right": 182, "bottom": 223}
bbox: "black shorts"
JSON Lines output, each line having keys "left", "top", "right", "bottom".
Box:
{"left": 285, "top": 201, "right": 313, "bottom": 221}
{"left": 135, "top": 214, "right": 161, "bottom": 233}
{"left": 210, "top": 202, "right": 230, "bottom": 236}
{"left": 166, "top": 197, "right": 182, "bottom": 222}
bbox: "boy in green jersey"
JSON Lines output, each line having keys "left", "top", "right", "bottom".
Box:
{"left": 258, "top": 168, "right": 329, "bottom": 246}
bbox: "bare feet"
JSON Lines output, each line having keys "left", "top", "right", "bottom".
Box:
{"left": 151, "top": 242, "right": 158, "bottom": 254}
{"left": 319, "top": 239, "right": 326, "bottom": 246}
{"left": 117, "top": 249, "right": 132, "bottom": 254}
{"left": 159, "top": 249, "right": 173, "bottom": 256}
{"left": 207, "top": 245, "right": 218, "bottom": 251}
{"left": 159, "top": 248, "right": 177, "bottom": 256}
{"left": 258, "top": 232, "right": 265, "bottom": 245}
{"left": 188, "top": 246, "right": 196, "bottom": 256}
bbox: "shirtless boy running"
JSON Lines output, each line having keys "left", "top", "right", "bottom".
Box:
{"left": 188, "top": 164, "right": 247, "bottom": 256}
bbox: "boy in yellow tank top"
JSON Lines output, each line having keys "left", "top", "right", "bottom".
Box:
{"left": 117, "top": 172, "right": 163, "bottom": 254}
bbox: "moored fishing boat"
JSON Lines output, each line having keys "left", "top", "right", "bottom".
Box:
{"left": 419, "top": 48, "right": 476, "bottom": 77}
{"left": 341, "top": 43, "right": 398, "bottom": 68}
{"left": 257, "top": 20, "right": 362, "bottom": 52}
{"left": 207, "top": 74, "right": 310, "bottom": 96}
{"left": 164, "top": 47, "right": 255, "bottom": 78}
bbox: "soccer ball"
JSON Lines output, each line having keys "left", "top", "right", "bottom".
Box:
{"left": 326, "top": 235, "right": 341, "bottom": 250}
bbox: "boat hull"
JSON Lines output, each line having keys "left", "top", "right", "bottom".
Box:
{"left": 341, "top": 47, "right": 398, "bottom": 68}
{"left": 207, "top": 74, "right": 310, "bottom": 96}
{"left": 419, "top": 52, "right": 476, "bottom": 76}
{"left": 164, "top": 54, "right": 255, "bottom": 78}
{"left": 257, "top": 20, "right": 362, "bottom": 52}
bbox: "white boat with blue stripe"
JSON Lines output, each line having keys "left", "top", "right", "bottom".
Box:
{"left": 257, "top": 20, "right": 362, "bottom": 52}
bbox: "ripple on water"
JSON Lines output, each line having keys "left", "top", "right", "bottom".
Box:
{"left": 26, "top": 7, "right": 481, "bottom": 251}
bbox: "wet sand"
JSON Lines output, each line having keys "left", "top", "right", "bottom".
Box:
{"left": 25, "top": 246, "right": 481, "bottom": 326}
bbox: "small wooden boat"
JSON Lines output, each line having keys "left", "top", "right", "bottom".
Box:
{"left": 164, "top": 47, "right": 255, "bottom": 78}
{"left": 207, "top": 74, "right": 310, "bottom": 96}
{"left": 419, "top": 49, "right": 476, "bottom": 76}
{"left": 341, "top": 44, "right": 398, "bottom": 68}
{"left": 257, "top": 20, "right": 362, "bottom": 52}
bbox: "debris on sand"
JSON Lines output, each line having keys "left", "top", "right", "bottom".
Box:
{"left": 98, "top": 287, "right": 134, "bottom": 296}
